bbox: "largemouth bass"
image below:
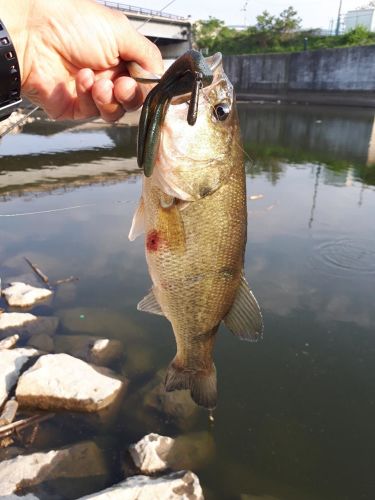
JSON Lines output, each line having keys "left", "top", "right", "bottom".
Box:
{"left": 129, "top": 51, "right": 263, "bottom": 409}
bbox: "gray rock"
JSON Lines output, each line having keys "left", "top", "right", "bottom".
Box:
{"left": 0, "top": 313, "right": 37, "bottom": 336}
{"left": 163, "top": 432, "right": 215, "bottom": 471}
{"left": 123, "top": 343, "right": 155, "bottom": 377}
{"left": 240, "top": 496, "right": 280, "bottom": 500}
{"left": 77, "top": 470, "right": 204, "bottom": 499}
{"left": 143, "top": 370, "right": 198, "bottom": 429}
{"left": 129, "top": 432, "right": 215, "bottom": 474}
{"left": 91, "top": 338, "right": 123, "bottom": 366}
{"left": 0, "top": 398, "right": 18, "bottom": 425}
{"left": 27, "top": 333, "right": 54, "bottom": 352}
{"left": 1, "top": 495, "right": 40, "bottom": 500}
{"left": 0, "top": 334, "right": 19, "bottom": 350}
{"left": 4, "top": 272, "right": 40, "bottom": 288}
{"left": 2, "top": 282, "right": 52, "bottom": 307}
{"left": 0, "top": 441, "right": 108, "bottom": 497}
{"left": 129, "top": 433, "right": 174, "bottom": 474}
{"left": 16, "top": 353, "right": 124, "bottom": 412}
{"left": 47, "top": 441, "right": 108, "bottom": 480}
{"left": 0, "top": 313, "right": 58, "bottom": 340}
{"left": 0, "top": 348, "right": 40, "bottom": 408}
{"left": 0, "top": 449, "right": 64, "bottom": 496}
{"left": 54, "top": 335, "right": 123, "bottom": 367}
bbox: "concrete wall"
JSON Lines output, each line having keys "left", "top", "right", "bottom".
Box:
{"left": 223, "top": 45, "right": 375, "bottom": 104}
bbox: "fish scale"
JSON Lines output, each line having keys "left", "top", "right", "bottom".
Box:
{"left": 129, "top": 51, "right": 263, "bottom": 409}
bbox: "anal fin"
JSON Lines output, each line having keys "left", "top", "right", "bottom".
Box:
{"left": 137, "top": 288, "right": 164, "bottom": 316}
{"left": 224, "top": 273, "right": 263, "bottom": 341}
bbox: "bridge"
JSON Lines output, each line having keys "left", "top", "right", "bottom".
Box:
{"left": 97, "top": 1, "right": 192, "bottom": 58}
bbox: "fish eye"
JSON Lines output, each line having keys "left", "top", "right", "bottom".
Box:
{"left": 213, "top": 103, "right": 230, "bottom": 121}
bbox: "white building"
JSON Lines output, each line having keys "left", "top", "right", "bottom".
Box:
{"left": 344, "top": 7, "right": 375, "bottom": 32}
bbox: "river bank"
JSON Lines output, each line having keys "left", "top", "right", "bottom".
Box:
{"left": 224, "top": 45, "right": 375, "bottom": 108}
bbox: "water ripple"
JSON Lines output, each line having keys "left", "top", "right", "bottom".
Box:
{"left": 311, "top": 238, "right": 375, "bottom": 276}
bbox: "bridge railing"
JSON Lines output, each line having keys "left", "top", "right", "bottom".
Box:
{"left": 96, "top": 1, "right": 187, "bottom": 21}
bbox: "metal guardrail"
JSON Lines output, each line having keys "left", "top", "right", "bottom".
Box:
{"left": 96, "top": 0, "right": 187, "bottom": 21}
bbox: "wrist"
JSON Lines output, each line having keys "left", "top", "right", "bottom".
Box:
{"left": 0, "top": 0, "right": 33, "bottom": 86}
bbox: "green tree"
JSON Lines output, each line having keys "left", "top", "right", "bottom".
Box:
{"left": 342, "top": 25, "right": 372, "bottom": 45}
{"left": 255, "top": 7, "right": 301, "bottom": 47}
{"left": 193, "top": 6, "right": 375, "bottom": 56}
{"left": 192, "top": 17, "right": 225, "bottom": 52}
{"left": 256, "top": 10, "right": 275, "bottom": 31}
{"left": 274, "top": 6, "right": 302, "bottom": 40}
{"left": 255, "top": 11, "right": 275, "bottom": 48}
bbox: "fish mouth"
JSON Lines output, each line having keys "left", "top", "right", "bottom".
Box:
{"left": 136, "top": 51, "right": 223, "bottom": 178}
{"left": 170, "top": 53, "right": 223, "bottom": 106}
{"left": 159, "top": 116, "right": 228, "bottom": 165}
{"left": 161, "top": 145, "right": 227, "bottom": 167}
{"left": 205, "top": 52, "right": 222, "bottom": 73}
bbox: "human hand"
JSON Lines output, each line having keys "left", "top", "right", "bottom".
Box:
{"left": 0, "top": 0, "right": 163, "bottom": 121}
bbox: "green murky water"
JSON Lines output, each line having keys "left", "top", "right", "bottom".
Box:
{"left": 1, "top": 103, "right": 375, "bottom": 500}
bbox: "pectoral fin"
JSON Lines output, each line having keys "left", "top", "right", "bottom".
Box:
{"left": 156, "top": 201, "right": 186, "bottom": 254}
{"left": 224, "top": 274, "right": 263, "bottom": 341}
{"left": 137, "top": 288, "right": 164, "bottom": 316}
{"left": 128, "top": 197, "right": 145, "bottom": 241}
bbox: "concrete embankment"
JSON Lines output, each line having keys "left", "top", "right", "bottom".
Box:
{"left": 224, "top": 45, "right": 375, "bottom": 107}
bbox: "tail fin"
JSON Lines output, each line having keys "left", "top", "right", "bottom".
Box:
{"left": 165, "top": 359, "right": 217, "bottom": 410}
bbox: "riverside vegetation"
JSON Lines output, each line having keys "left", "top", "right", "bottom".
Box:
{"left": 194, "top": 7, "right": 375, "bottom": 55}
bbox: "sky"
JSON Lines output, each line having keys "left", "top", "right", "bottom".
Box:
{"left": 128, "top": 0, "right": 371, "bottom": 30}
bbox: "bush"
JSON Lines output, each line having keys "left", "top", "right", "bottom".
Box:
{"left": 194, "top": 14, "right": 375, "bottom": 55}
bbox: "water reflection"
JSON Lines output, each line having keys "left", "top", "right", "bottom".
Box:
{"left": 0, "top": 121, "right": 139, "bottom": 197}
{"left": 367, "top": 115, "right": 375, "bottom": 166}
{"left": 238, "top": 103, "right": 375, "bottom": 185}
{"left": 308, "top": 164, "right": 321, "bottom": 228}
{"left": 1, "top": 104, "right": 374, "bottom": 197}
{"left": 1, "top": 104, "right": 375, "bottom": 500}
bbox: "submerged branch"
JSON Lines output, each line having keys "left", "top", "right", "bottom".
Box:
{"left": 24, "top": 257, "right": 50, "bottom": 285}
{"left": 54, "top": 276, "right": 79, "bottom": 286}
{"left": 0, "top": 413, "right": 54, "bottom": 438}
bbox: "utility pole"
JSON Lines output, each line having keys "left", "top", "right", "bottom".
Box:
{"left": 335, "top": 0, "right": 343, "bottom": 35}
{"left": 241, "top": 1, "right": 249, "bottom": 27}
{"left": 328, "top": 18, "right": 334, "bottom": 35}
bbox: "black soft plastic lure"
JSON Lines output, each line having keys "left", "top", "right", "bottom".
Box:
{"left": 137, "top": 50, "right": 214, "bottom": 177}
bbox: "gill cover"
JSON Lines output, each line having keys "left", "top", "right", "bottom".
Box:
{"left": 137, "top": 50, "right": 217, "bottom": 177}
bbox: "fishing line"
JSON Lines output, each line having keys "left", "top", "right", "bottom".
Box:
{"left": 0, "top": 199, "right": 136, "bottom": 218}
{"left": 0, "top": 1, "right": 181, "bottom": 218}
{"left": 0, "top": 204, "right": 96, "bottom": 217}
{"left": 136, "top": 0, "right": 178, "bottom": 32}
{"left": 0, "top": 105, "right": 40, "bottom": 139}
{"left": 150, "top": 0, "right": 180, "bottom": 45}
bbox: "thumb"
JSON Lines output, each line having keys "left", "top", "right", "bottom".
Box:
{"left": 112, "top": 13, "right": 164, "bottom": 76}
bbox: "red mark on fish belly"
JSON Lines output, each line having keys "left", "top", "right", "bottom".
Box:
{"left": 146, "top": 230, "right": 161, "bottom": 252}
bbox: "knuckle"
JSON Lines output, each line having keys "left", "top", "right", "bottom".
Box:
{"left": 146, "top": 41, "right": 162, "bottom": 61}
